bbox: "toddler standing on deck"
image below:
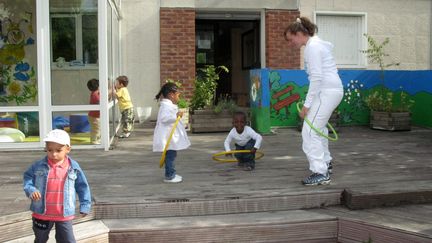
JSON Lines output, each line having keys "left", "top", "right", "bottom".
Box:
{"left": 153, "top": 82, "right": 190, "bottom": 183}
{"left": 23, "top": 129, "right": 91, "bottom": 242}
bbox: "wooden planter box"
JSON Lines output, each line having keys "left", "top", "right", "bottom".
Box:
{"left": 190, "top": 109, "right": 233, "bottom": 133}
{"left": 370, "top": 111, "right": 411, "bottom": 131}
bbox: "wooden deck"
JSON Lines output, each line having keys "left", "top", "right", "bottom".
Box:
{"left": 0, "top": 124, "right": 431, "bottom": 242}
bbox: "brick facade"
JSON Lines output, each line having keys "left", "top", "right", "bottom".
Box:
{"left": 160, "top": 8, "right": 301, "bottom": 99}
{"left": 160, "top": 8, "right": 196, "bottom": 99}
{"left": 265, "top": 10, "right": 301, "bottom": 69}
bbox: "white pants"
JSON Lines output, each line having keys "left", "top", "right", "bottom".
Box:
{"left": 302, "top": 89, "right": 343, "bottom": 175}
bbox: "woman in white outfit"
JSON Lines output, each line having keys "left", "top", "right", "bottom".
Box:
{"left": 284, "top": 17, "right": 343, "bottom": 185}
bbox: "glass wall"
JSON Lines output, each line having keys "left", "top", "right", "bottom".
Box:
{"left": 0, "top": 0, "right": 40, "bottom": 146}
{"left": 0, "top": 0, "right": 120, "bottom": 150}
{"left": 49, "top": 0, "right": 101, "bottom": 146}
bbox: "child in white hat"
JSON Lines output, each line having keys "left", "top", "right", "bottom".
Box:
{"left": 23, "top": 129, "right": 92, "bottom": 242}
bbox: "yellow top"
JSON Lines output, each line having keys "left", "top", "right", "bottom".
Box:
{"left": 116, "top": 87, "right": 133, "bottom": 111}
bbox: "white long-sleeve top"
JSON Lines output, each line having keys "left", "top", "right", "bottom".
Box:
{"left": 224, "top": 126, "right": 262, "bottom": 152}
{"left": 303, "top": 36, "right": 343, "bottom": 108}
{"left": 153, "top": 99, "right": 190, "bottom": 152}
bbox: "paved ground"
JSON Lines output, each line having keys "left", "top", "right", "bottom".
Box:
{"left": 1, "top": 124, "right": 431, "bottom": 237}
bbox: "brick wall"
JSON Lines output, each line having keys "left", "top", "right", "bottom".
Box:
{"left": 160, "top": 8, "right": 196, "bottom": 99}
{"left": 265, "top": 10, "right": 301, "bottom": 69}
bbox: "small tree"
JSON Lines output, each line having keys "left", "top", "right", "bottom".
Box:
{"left": 190, "top": 65, "right": 229, "bottom": 110}
{"left": 362, "top": 34, "right": 413, "bottom": 112}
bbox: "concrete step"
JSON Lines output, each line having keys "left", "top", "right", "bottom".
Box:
{"left": 103, "top": 210, "right": 338, "bottom": 243}
{"left": 6, "top": 220, "right": 109, "bottom": 243}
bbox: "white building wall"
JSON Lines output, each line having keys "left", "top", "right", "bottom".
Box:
{"left": 121, "top": 1, "right": 161, "bottom": 121}
{"left": 299, "top": 0, "right": 431, "bottom": 70}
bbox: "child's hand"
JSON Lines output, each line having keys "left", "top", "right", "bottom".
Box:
{"left": 30, "top": 191, "right": 41, "bottom": 201}
{"left": 250, "top": 148, "right": 257, "bottom": 154}
{"left": 176, "top": 111, "right": 183, "bottom": 118}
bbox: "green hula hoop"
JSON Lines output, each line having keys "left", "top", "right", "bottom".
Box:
{"left": 296, "top": 102, "right": 338, "bottom": 142}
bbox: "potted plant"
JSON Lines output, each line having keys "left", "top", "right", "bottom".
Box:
{"left": 362, "top": 34, "right": 414, "bottom": 131}
{"left": 190, "top": 65, "right": 237, "bottom": 133}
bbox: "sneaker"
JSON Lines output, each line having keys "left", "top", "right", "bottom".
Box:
{"left": 302, "top": 173, "right": 331, "bottom": 186}
{"left": 118, "top": 132, "right": 131, "bottom": 138}
{"left": 328, "top": 161, "right": 333, "bottom": 174}
{"left": 163, "top": 174, "right": 182, "bottom": 183}
{"left": 244, "top": 166, "right": 254, "bottom": 171}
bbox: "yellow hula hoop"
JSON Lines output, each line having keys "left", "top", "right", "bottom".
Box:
{"left": 296, "top": 102, "right": 338, "bottom": 142}
{"left": 212, "top": 150, "right": 264, "bottom": 163}
{"left": 159, "top": 116, "right": 182, "bottom": 168}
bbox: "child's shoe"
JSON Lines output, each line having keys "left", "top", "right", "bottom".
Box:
{"left": 302, "top": 173, "right": 330, "bottom": 186}
{"left": 244, "top": 166, "right": 254, "bottom": 171}
{"left": 118, "top": 132, "right": 131, "bottom": 138}
{"left": 163, "top": 174, "right": 182, "bottom": 183}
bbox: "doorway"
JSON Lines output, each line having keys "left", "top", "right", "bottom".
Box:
{"left": 195, "top": 17, "right": 260, "bottom": 107}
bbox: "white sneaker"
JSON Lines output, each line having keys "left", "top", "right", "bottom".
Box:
{"left": 163, "top": 174, "right": 182, "bottom": 183}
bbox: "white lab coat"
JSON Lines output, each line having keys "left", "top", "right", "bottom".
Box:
{"left": 153, "top": 99, "right": 190, "bottom": 152}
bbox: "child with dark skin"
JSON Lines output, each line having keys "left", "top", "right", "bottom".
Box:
{"left": 224, "top": 111, "right": 262, "bottom": 171}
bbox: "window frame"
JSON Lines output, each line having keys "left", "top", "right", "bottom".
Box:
{"left": 314, "top": 11, "right": 368, "bottom": 69}
{"left": 50, "top": 12, "right": 98, "bottom": 67}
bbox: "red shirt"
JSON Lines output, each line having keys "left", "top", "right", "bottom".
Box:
{"left": 88, "top": 90, "right": 100, "bottom": 118}
{"left": 33, "top": 158, "right": 74, "bottom": 221}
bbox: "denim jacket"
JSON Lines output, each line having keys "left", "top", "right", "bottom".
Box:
{"left": 23, "top": 156, "right": 92, "bottom": 217}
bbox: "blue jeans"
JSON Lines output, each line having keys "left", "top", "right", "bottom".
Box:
{"left": 235, "top": 139, "right": 256, "bottom": 168}
{"left": 32, "top": 217, "right": 76, "bottom": 243}
{"left": 165, "top": 150, "right": 177, "bottom": 179}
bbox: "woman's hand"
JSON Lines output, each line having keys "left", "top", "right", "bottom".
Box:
{"left": 299, "top": 106, "right": 309, "bottom": 119}
{"left": 176, "top": 111, "right": 183, "bottom": 118}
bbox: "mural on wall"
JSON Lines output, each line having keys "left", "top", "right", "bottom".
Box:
{"left": 250, "top": 69, "right": 432, "bottom": 131}
{"left": 0, "top": 3, "right": 37, "bottom": 105}
{"left": 268, "top": 70, "right": 302, "bottom": 127}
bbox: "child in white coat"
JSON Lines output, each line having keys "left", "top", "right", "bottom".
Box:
{"left": 153, "top": 82, "right": 190, "bottom": 183}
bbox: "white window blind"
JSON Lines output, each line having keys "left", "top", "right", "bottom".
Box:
{"left": 315, "top": 13, "right": 366, "bottom": 68}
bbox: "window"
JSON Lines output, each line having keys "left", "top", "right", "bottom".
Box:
{"left": 315, "top": 12, "right": 367, "bottom": 68}
{"left": 51, "top": 13, "right": 98, "bottom": 64}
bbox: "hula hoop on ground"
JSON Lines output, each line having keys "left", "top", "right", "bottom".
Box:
{"left": 296, "top": 102, "right": 338, "bottom": 142}
{"left": 159, "top": 116, "right": 181, "bottom": 168}
{"left": 212, "top": 150, "right": 264, "bottom": 163}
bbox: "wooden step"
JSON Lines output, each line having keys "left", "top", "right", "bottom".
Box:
{"left": 94, "top": 191, "right": 341, "bottom": 219}
{"left": 6, "top": 220, "right": 109, "bottom": 243}
{"left": 103, "top": 210, "right": 338, "bottom": 243}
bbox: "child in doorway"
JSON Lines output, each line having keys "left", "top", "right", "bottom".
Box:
{"left": 87, "top": 78, "right": 101, "bottom": 144}
{"left": 153, "top": 82, "right": 190, "bottom": 183}
{"left": 112, "top": 75, "right": 134, "bottom": 138}
{"left": 224, "top": 111, "right": 262, "bottom": 171}
{"left": 23, "top": 129, "right": 92, "bottom": 242}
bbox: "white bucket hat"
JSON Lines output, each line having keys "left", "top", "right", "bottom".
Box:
{"left": 43, "top": 129, "right": 70, "bottom": 146}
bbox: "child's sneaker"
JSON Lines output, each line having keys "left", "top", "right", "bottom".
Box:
{"left": 244, "top": 166, "right": 254, "bottom": 171}
{"left": 118, "top": 132, "right": 131, "bottom": 138}
{"left": 163, "top": 174, "right": 182, "bottom": 183}
{"left": 302, "top": 173, "right": 330, "bottom": 186}
{"left": 328, "top": 161, "right": 333, "bottom": 174}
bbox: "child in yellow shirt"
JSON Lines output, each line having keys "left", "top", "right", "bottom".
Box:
{"left": 113, "top": 75, "right": 134, "bottom": 138}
